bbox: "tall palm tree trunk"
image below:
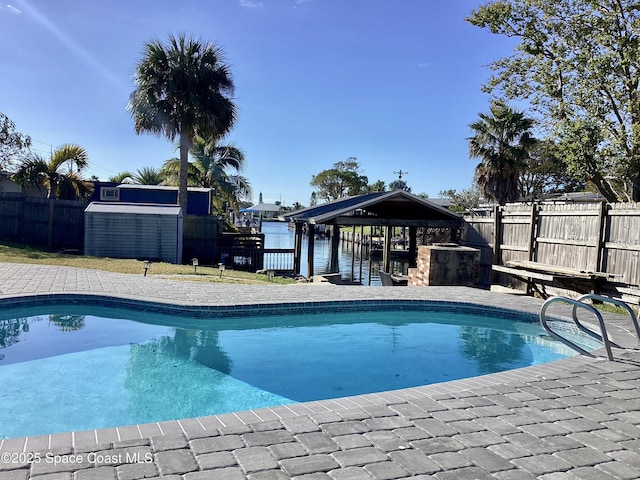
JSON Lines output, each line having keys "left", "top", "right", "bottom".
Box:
{"left": 178, "top": 131, "right": 191, "bottom": 213}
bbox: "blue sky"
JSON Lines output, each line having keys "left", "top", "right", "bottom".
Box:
{"left": 1, "top": 0, "right": 516, "bottom": 206}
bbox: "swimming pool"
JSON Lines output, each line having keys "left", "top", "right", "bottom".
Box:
{"left": 0, "top": 299, "right": 599, "bottom": 439}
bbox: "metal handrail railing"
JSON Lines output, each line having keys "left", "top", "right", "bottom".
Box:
{"left": 573, "top": 294, "right": 640, "bottom": 347}
{"left": 540, "top": 297, "right": 614, "bottom": 361}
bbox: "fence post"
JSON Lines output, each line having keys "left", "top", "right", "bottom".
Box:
{"left": 527, "top": 202, "right": 538, "bottom": 262}
{"left": 492, "top": 205, "right": 502, "bottom": 264}
{"left": 595, "top": 201, "right": 608, "bottom": 272}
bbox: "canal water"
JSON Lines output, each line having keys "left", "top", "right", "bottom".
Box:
{"left": 262, "top": 221, "right": 407, "bottom": 286}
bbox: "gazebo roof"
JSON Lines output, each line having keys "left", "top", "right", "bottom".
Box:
{"left": 279, "top": 190, "right": 461, "bottom": 227}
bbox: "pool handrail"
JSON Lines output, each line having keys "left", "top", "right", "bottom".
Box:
{"left": 573, "top": 294, "right": 640, "bottom": 347}
{"left": 540, "top": 296, "right": 614, "bottom": 361}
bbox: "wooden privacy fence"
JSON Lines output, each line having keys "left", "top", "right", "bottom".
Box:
{"left": 0, "top": 193, "right": 85, "bottom": 248}
{"left": 0, "top": 194, "right": 223, "bottom": 262}
{"left": 182, "top": 215, "right": 221, "bottom": 265}
{"left": 461, "top": 202, "right": 640, "bottom": 302}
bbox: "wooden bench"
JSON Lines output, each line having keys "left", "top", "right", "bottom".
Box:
{"left": 492, "top": 264, "right": 555, "bottom": 282}
{"left": 492, "top": 260, "right": 622, "bottom": 296}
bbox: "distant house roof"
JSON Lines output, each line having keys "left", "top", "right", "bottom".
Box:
{"left": 242, "top": 202, "right": 281, "bottom": 213}
{"left": 0, "top": 172, "right": 21, "bottom": 194}
{"left": 428, "top": 198, "right": 452, "bottom": 209}
{"left": 280, "top": 190, "right": 461, "bottom": 227}
{"left": 1, "top": 171, "right": 47, "bottom": 197}
{"left": 541, "top": 191, "right": 606, "bottom": 203}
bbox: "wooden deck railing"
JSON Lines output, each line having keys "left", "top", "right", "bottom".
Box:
{"left": 263, "top": 248, "right": 295, "bottom": 273}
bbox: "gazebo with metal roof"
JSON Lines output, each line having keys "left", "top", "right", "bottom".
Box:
{"left": 279, "top": 190, "right": 462, "bottom": 278}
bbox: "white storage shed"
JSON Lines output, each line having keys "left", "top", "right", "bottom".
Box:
{"left": 84, "top": 202, "right": 183, "bottom": 264}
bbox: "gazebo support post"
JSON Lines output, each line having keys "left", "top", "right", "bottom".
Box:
{"left": 367, "top": 224, "right": 373, "bottom": 284}
{"left": 408, "top": 226, "right": 418, "bottom": 268}
{"left": 383, "top": 225, "right": 393, "bottom": 273}
{"left": 307, "top": 223, "right": 315, "bottom": 278}
{"left": 329, "top": 224, "right": 340, "bottom": 273}
{"left": 350, "top": 225, "right": 356, "bottom": 280}
{"left": 293, "top": 222, "right": 303, "bottom": 275}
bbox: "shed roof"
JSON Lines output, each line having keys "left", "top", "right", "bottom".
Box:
{"left": 279, "top": 190, "right": 461, "bottom": 227}
{"left": 85, "top": 202, "right": 183, "bottom": 215}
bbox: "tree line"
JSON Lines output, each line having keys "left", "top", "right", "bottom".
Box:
{"left": 467, "top": 0, "right": 640, "bottom": 203}
{"left": 308, "top": 157, "right": 412, "bottom": 204}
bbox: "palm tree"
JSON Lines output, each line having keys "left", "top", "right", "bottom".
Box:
{"left": 468, "top": 101, "right": 537, "bottom": 205}
{"left": 163, "top": 135, "right": 252, "bottom": 212}
{"left": 128, "top": 33, "right": 237, "bottom": 214}
{"left": 133, "top": 166, "right": 165, "bottom": 185}
{"left": 109, "top": 171, "right": 134, "bottom": 183}
{"left": 219, "top": 173, "right": 252, "bottom": 213}
{"left": 109, "top": 168, "right": 165, "bottom": 185}
{"left": 13, "top": 144, "right": 91, "bottom": 247}
{"left": 49, "top": 314, "right": 86, "bottom": 332}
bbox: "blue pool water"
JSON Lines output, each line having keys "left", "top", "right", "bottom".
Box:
{"left": 0, "top": 304, "right": 595, "bottom": 439}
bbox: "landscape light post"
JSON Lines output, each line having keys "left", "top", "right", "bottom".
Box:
{"left": 143, "top": 260, "right": 151, "bottom": 277}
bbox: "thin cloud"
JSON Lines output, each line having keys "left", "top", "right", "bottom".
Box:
{"left": 2, "top": 4, "right": 22, "bottom": 14}
{"left": 417, "top": 62, "right": 432, "bottom": 68}
{"left": 240, "top": 0, "right": 263, "bottom": 8}
{"left": 17, "top": 0, "right": 126, "bottom": 92}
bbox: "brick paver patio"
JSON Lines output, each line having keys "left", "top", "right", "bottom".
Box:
{"left": 1, "top": 263, "right": 639, "bottom": 479}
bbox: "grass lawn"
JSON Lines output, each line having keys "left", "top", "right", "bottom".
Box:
{"left": 0, "top": 241, "right": 295, "bottom": 285}
{"left": 592, "top": 301, "right": 632, "bottom": 316}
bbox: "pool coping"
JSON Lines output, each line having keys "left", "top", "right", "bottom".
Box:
{"left": 0, "top": 292, "right": 550, "bottom": 320}
{"left": 2, "top": 262, "right": 640, "bottom": 479}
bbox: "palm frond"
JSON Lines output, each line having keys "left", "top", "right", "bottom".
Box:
{"left": 50, "top": 144, "right": 88, "bottom": 172}
{"left": 109, "top": 171, "right": 134, "bottom": 183}
{"left": 57, "top": 171, "right": 94, "bottom": 200}
{"left": 468, "top": 101, "right": 537, "bottom": 204}
{"left": 12, "top": 155, "right": 48, "bottom": 189}
{"left": 133, "top": 166, "right": 166, "bottom": 185}
{"left": 128, "top": 34, "right": 237, "bottom": 141}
